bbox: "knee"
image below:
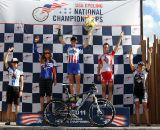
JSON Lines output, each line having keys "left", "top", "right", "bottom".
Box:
{"left": 143, "top": 104, "right": 148, "bottom": 111}
{"left": 75, "top": 80, "right": 80, "bottom": 84}
{"left": 135, "top": 106, "right": 140, "bottom": 110}
{"left": 69, "top": 79, "right": 74, "bottom": 84}
{"left": 8, "top": 104, "right": 12, "bottom": 108}
{"left": 108, "top": 84, "right": 113, "bottom": 90}
{"left": 135, "top": 104, "right": 140, "bottom": 110}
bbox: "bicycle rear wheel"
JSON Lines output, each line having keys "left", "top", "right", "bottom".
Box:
{"left": 43, "top": 100, "right": 68, "bottom": 126}
{"left": 89, "top": 98, "right": 115, "bottom": 127}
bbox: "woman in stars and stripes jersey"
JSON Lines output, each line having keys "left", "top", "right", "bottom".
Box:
{"left": 58, "top": 26, "right": 90, "bottom": 100}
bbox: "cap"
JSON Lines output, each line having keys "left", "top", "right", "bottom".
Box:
{"left": 70, "top": 36, "right": 77, "bottom": 41}
{"left": 138, "top": 61, "right": 144, "bottom": 66}
{"left": 11, "top": 58, "right": 19, "bottom": 63}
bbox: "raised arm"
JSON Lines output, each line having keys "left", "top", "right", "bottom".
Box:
{"left": 113, "top": 32, "right": 124, "bottom": 53}
{"left": 83, "top": 34, "right": 91, "bottom": 48}
{"left": 33, "top": 36, "right": 40, "bottom": 62}
{"left": 146, "top": 47, "right": 152, "bottom": 71}
{"left": 4, "top": 47, "right": 14, "bottom": 69}
{"left": 129, "top": 48, "right": 135, "bottom": 72}
{"left": 57, "top": 25, "right": 65, "bottom": 45}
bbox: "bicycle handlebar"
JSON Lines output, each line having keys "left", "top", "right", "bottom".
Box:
{"left": 62, "top": 83, "right": 97, "bottom": 95}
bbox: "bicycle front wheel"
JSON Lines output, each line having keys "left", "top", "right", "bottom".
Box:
{"left": 43, "top": 100, "right": 68, "bottom": 126}
{"left": 89, "top": 99, "right": 115, "bottom": 127}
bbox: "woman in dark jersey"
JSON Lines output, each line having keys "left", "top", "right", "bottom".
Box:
{"left": 129, "top": 48, "right": 152, "bottom": 126}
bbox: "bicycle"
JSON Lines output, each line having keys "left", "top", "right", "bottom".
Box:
{"left": 43, "top": 83, "right": 115, "bottom": 127}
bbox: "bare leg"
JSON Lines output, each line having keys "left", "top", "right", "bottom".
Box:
{"left": 102, "top": 81, "right": 106, "bottom": 99}
{"left": 47, "top": 96, "right": 51, "bottom": 103}
{"left": 75, "top": 75, "right": 81, "bottom": 95}
{"left": 15, "top": 105, "right": 19, "bottom": 114}
{"left": 68, "top": 74, "right": 74, "bottom": 95}
{"left": 40, "top": 96, "right": 44, "bottom": 111}
{"left": 15, "top": 104, "right": 19, "bottom": 121}
{"left": 142, "top": 102, "right": 150, "bottom": 124}
{"left": 108, "top": 82, "right": 113, "bottom": 101}
{"left": 6, "top": 104, "right": 12, "bottom": 122}
{"left": 135, "top": 101, "right": 140, "bottom": 125}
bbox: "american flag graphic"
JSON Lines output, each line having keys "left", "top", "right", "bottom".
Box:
{"left": 42, "top": 3, "right": 68, "bottom": 13}
{"left": 106, "top": 115, "right": 127, "bottom": 126}
{"left": 67, "top": 47, "right": 80, "bottom": 63}
{"left": 20, "top": 114, "right": 42, "bottom": 125}
{"left": 68, "top": 55, "right": 78, "bottom": 63}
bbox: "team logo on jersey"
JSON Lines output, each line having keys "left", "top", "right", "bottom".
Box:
{"left": 69, "top": 49, "right": 77, "bottom": 54}
{"left": 103, "top": 56, "right": 109, "bottom": 63}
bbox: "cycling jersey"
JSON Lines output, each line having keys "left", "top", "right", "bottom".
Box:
{"left": 98, "top": 51, "right": 115, "bottom": 72}
{"left": 64, "top": 44, "right": 83, "bottom": 64}
{"left": 8, "top": 67, "right": 23, "bottom": 87}
{"left": 133, "top": 68, "right": 149, "bottom": 103}
{"left": 40, "top": 60, "right": 57, "bottom": 79}
{"left": 133, "top": 69, "right": 148, "bottom": 90}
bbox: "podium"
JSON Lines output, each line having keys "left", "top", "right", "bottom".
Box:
{"left": 17, "top": 103, "right": 130, "bottom": 127}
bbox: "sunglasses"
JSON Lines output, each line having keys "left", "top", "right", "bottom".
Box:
{"left": 45, "top": 52, "right": 50, "bottom": 54}
{"left": 12, "top": 62, "right": 18, "bottom": 64}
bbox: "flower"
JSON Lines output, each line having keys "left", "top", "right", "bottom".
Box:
{"left": 84, "top": 15, "right": 96, "bottom": 33}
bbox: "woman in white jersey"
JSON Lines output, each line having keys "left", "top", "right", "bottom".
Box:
{"left": 4, "top": 47, "right": 24, "bottom": 125}
{"left": 129, "top": 48, "right": 152, "bottom": 126}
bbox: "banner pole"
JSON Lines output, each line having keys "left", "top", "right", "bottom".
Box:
{"left": 140, "top": 0, "right": 143, "bottom": 40}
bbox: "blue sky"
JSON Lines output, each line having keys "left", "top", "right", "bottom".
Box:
{"left": 143, "top": 0, "right": 160, "bottom": 44}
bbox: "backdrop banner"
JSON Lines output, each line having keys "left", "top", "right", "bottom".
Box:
{"left": 0, "top": 0, "right": 141, "bottom": 113}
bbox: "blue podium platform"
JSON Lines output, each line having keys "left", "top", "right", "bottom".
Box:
{"left": 17, "top": 107, "right": 130, "bottom": 127}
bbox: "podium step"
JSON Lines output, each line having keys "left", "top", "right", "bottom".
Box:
{"left": 16, "top": 107, "right": 130, "bottom": 127}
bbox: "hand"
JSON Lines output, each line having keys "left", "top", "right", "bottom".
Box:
{"left": 8, "top": 47, "right": 14, "bottom": 53}
{"left": 19, "top": 91, "right": 23, "bottom": 97}
{"left": 83, "top": 42, "right": 89, "bottom": 48}
{"left": 148, "top": 47, "right": 152, "bottom": 54}
{"left": 129, "top": 48, "right": 132, "bottom": 54}
{"left": 34, "top": 36, "right": 39, "bottom": 43}
{"left": 120, "top": 32, "right": 124, "bottom": 37}
{"left": 53, "top": 80, "right": 57, "bottom": 86}
{"left": 56, "top": 24, "right": 61, "bottom": 30}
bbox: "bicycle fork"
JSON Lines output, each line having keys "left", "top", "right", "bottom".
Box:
{"left": 93, "top": 95, "right": 103, "bottom": 115}
{"left": 69, "top": 93, "right": 91, "bottom": 119}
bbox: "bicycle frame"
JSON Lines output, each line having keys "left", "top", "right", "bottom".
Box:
{"left": 63, "top": 84, "right": 100, "bottom": 113}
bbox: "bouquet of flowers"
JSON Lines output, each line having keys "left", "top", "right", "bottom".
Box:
{"left": 84, "top": 15, "right": 96, "bottom": 35}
